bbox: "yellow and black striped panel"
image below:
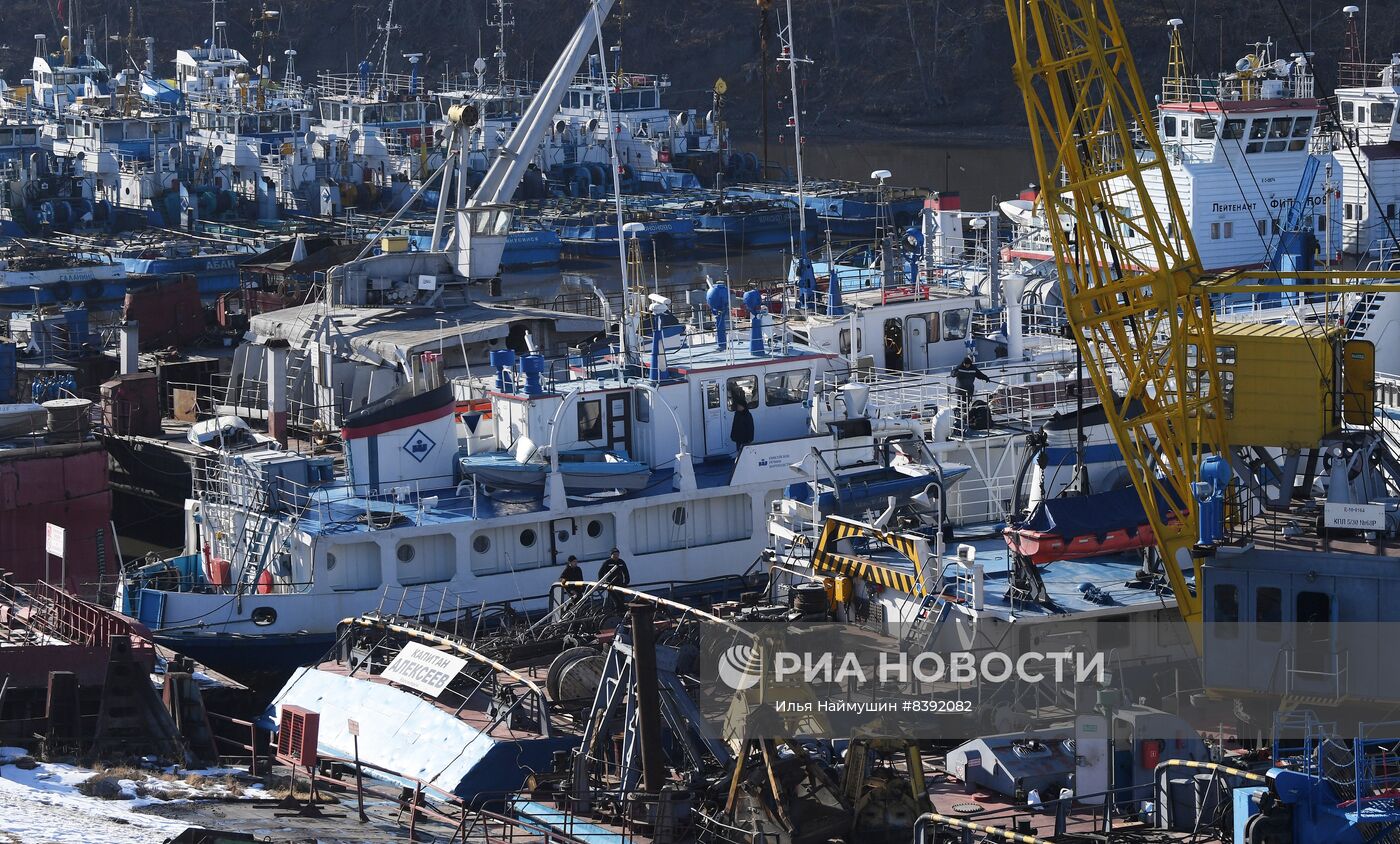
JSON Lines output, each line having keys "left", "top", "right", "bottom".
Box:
{"left": 1157, "top": 759, "right": 1268, "bottom": 784}
{"left": 810, "top": 516, "right": 924, "bottom": 596}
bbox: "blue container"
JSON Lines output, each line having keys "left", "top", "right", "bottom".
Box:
{"left": 62, "top": 308, "right": 90, "bottom": 351}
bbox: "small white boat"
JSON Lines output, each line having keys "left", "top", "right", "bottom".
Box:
{"left": 460, "top": 445, "right": 652, "bottom": 493}
{"left": 186, "top": 415, "right": 281, "bottom": 453}
{"left": 0, "top": 403, "right": 46, "bottom": 439}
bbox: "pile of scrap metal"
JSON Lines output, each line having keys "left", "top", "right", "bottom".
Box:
{"left": 0, "top": 572, "right": 243, "bottom": 765}
{"left": 512, "top": 584, "right": 931, "bottom": 844}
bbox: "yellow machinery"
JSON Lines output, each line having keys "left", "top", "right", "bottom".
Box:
{"left": 1001, "top": 0, "right": 1399, "bottom": 650}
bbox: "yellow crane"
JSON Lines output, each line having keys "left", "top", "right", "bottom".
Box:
{"left": 1001, "top": 0, "right": 1400, "bottom": 651}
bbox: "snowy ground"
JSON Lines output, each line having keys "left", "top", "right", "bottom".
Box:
{"left": 0, "top": 747, "right": 262, "bottom": 844}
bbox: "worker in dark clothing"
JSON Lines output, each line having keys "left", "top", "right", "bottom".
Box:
{"left": 951, "top": 356, "right": 991, "bottom": 432}
{"left": 598, "top": 548, "right": 631, "bottom": 613}
{"left": 558, "top": 555, "right": 584, "bottom": 604}
{"left": 730, "top": 387, "right": 755, "bottom": 457}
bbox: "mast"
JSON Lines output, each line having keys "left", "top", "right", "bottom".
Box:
{"left": 778, "top": 0, "right": 808, "bottom": 252}
{"left": 590, "top": 0, "right": 633, "bottom": 365}
{"left": 491, "top": 0, "right": 515, "bottom": 86}
{"left": 778, "top": 0, "right": 821, "bottom": 311}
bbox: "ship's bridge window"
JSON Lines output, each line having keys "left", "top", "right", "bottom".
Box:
{"left": 1194, "top": 118, "right": 1217, "bottom": 139}
{"left": 765, "top": 369, "right": 810, "bottom": 407}
{"left": 1213, "top": 583, "right": 1240, "bottom": 639}
{"left": 1256, "top": 586, "right": 1282, "bottom": 641}
{"left": 578, "top": 399, "right": 603, "bottom": 440}
{"left": 1289, "top": 116, "right": 1312, "bottom": 151}
{"left": 1162, "top": 115, "right": 1176, "bottom": 137}
{"left": 1222, "top": 119, "right": 1245, "bottom": 139}
{"left": 382, "top": 103, "right": 402, "bottom": 123}
{"left": 1341, "top": 100, "right": 1355, "bottom": 121}
{"left": 126, "top": 122, "right": 149, "bottom": 140}
{"left": 567, "top": 91, "right": 581, "bottom": 109}
{"left": 1246, "top": 118, "right": 1268, "bottom": 153}
{"left": 1265, "top": 117, "right": 1291, "bottom": 152}
{"left": 943, "top": 308, "right": 971, "bottom": 341}
{"left": 1373, "top": 102, "right": 1395, "bottom": 125}
{"left": 103, "top": 123, "right": 125, "bottom": 142}
{"left": 363, "top": 105, "right": 380, "bottom": 123}
{"left": 1358, "top": 105, "right": 1368, "bottom": 123}
{"left": 726, "top": 375, "right": 759, "bottom": 410}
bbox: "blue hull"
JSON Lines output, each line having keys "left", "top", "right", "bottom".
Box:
{"left": 500, "top": 231, "right": 563, "bottom": 270}
{"left": 0, "top": 277, "right": 141, "bottom": 309}
{"left": 153, "top": 631, "right": 337, "bottom": 678}
{"left": 115, "top": 255, "right": 246, "bottom": 298}
{"left": 696, "top": 208, "right": 799, "bottom": 249}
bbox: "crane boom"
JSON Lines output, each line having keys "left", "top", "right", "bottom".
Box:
{"left": 1003, "top": 0, "right": 1228, "bottom": 649}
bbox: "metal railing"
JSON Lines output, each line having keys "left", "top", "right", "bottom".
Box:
{"left": 1338, "top": 61, "right": 1399, "bottom": 89}
{"left": 1283, "top": 647, "right": 1350, "bottom": 701}
{"left": 1161, "top": 72, "right": 1314, "bottom": 104}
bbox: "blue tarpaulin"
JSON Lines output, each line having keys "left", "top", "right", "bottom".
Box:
{"left": 1018, "top": 486, "right": 1178, "bottom": 538}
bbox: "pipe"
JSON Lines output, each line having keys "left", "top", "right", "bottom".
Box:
{"left": 628, "top": 600, "right": 665, "bottom": 796}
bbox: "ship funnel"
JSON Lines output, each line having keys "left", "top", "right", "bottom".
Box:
{"left": 743, "top": 289, "right": 765, "bottom": 356}
{"left": 489, "top": 348, "right": 517, "bottom": 392}
{"left": 521, "top": 354, "right": 545, "bottom": 396}
{"left": 707, "top": 282, "right": 729, "bottom": 349}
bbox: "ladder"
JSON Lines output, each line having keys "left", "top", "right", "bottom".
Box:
{"left": 900, "top": 591, "right": 951, "bottom": 654}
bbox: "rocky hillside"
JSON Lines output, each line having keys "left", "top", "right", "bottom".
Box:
{"left": 2, "top": 0, "right": 1394, "bottom": 142}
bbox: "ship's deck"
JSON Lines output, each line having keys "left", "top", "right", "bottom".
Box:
{"left": 295, "top": 456, "right": 740, "bottom": 536}
{"left": 852, "top": 534, "right": 1177, "bottom": 620}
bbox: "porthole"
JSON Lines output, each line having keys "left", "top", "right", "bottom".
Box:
{"left": 396, "top": 544, "right": 416, "bottom": 563}
{"left": 586, "top": 520, "right": 603, "bottom": 538}
{"left": 521, "top": 528, "right": 537, "bottom": 548}
{"left": 672, "top": 506, "right": 687, "bottom": 526}
{"left": 557, "top": 530, "right": 569, "bottom": 543}
{"left": 473, "top": 535, "right": 490, "bottom": 554}
{"left": 251, "top": 607, "right": 277, "bottom": 626}
{"left": 325, "top": 553, "right": 337, "bottom": 571}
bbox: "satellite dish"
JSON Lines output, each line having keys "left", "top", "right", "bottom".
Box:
{"left": 871, "top": 168, "right": 892, "bottom": 182}
{"left": 1344, "top": 5, "right": 1360, "bottom": 14}
{"left": 1167, "top": 18, "right": 1183, "bottom": 27}
{"left": 622, "top": 222, "right": 646, "bottom": 234}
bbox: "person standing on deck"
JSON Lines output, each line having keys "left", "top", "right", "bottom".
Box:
{"left": 599, "top": 548, "right": 631, "bottom": 613}
{"left": 558, "top": 555, "right": 584, "bottom": 604}
{"left": 730, "top": 386, "right": 755, "bottom": 457}
{"left": 951, "top": 355, "right": 990, "bottom": 432}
